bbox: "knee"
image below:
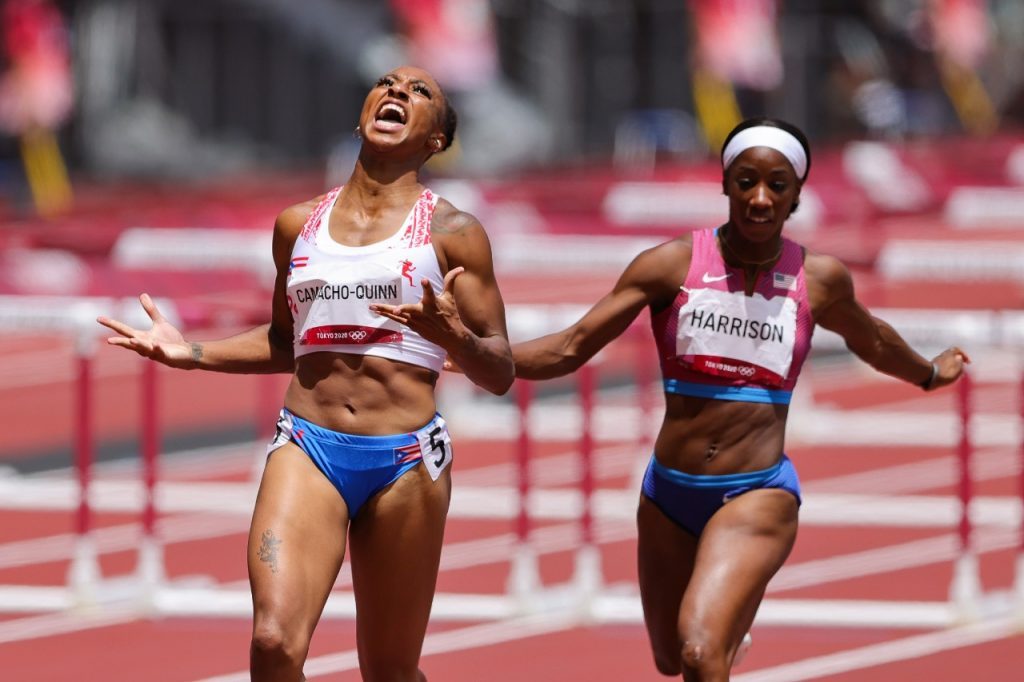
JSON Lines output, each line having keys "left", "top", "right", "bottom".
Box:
{"left": 680, "top": 637, "right": 727, "bottom": 677}
{"left": 250, "top": 615, "right": 309, "bottom": 669}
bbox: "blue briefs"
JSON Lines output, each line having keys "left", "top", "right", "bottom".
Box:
{"left": 641, "top": 453, "right": 801, "bottom": 537}
{"left": 266, "top": 408, "right": 453, "bottom": 518}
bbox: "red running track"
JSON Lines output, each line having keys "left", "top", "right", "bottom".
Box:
{"left": 1, "top": 354, "right": 1023, "bottom": 680}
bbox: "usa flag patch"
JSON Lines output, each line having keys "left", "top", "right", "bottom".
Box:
{"left": 773, "top": 272, "right": 796, "bottom": 291}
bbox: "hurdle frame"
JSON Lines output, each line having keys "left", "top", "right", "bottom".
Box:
{"left": 0, "top": 302, "right": 1022, "bottom": 634}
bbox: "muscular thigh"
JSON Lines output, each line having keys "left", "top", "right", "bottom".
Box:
{"left": 348, "top": 462, "right": 452, "bottom": 670}
{"left": 637, "top": 494, "right": 699, "bottom": 658}
{"left": 681, "top": 489, "right": 799, "bottom": 645}
{"left": 248, "top": 443, "right": 350, "bottom": 635}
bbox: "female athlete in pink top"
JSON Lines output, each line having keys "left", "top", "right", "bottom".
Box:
{"left": 100, "top": 66, "right": 513, "bottom": 682}
{"left": 512, "top": 118, "right": 969, "bottom": 680}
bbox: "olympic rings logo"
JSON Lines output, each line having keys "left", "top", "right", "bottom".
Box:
{"left": 348, "top": 330, "right": 368, "bottom": 341}
{"left": 738, "top": 366, "right": 756, "bottom": 377}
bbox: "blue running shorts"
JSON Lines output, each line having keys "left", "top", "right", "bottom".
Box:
{"left": 641, "top": 454, "right": 801, "bottom": 537}
{"left": 267, "top": 408, "right": 453, "bottom": 517}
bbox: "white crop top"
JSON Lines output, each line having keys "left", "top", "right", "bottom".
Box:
{"left": 286, "top": 186, "right": 447, "bottom": 372}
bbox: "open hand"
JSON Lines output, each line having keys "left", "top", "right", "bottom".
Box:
{"left": 96, "top": 293, "right": 195, "bottom": 368}
{"left": 370, "top": 267, "right": 466, "bottom": 348}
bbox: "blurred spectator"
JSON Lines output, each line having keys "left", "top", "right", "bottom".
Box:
{"left": 690, "top": 0, "right": 783, "bottom": 91}
{"left": 0, "top": 0, "right": 73, "bottom": 215}
{"left": 385, "top": 0, "right": 551, "bottom": 176}
{"left": 0, "top": 0, "right": 72, "bottom": 133}
{"left": 389, "top": 0, "right": 498, "bottom": 91}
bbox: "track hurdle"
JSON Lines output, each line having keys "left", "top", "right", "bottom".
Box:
{"left": 507, "top": 378, "right": 541, "bottom": 609}
{"left": 1017, "top": 372, "right": 1024, "bottom": 614}
{"left": 573, "top": 362, "right": 605, "bottom": 611}
{"left": 950, "top": 372, "right": 982, "bottom": 620}
{"left": 0, "top": 297, "right": 110, "bottom": 611}
{"left": 66, "top": 318, "right": 100, "bottom": 607}
{"left": 0, "top": 296, "right": 181, "bottom": 613}
{"left": 136, "top": 359, "right": 166, "bottom": 605}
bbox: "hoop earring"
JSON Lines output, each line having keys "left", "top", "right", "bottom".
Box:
{"left": 353, "top": 125, "right": 362, "bottom": 140}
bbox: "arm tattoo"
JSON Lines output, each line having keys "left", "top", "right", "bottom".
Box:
{"left": 258, "top": 529, "right": 281, "bottom": 573}
{"left": 189, "top": 341, "right": 203, "bottom": 366}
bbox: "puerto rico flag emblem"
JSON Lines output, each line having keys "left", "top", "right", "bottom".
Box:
{"left": 289, "top": 256, "right": 309, "bottom": 279}
{"left": 394, "top": 443, "right": 422, "bottom": 465}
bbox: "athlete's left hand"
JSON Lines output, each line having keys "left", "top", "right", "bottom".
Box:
{"left": 370, "top": 267, "right": 466, "bottom": 347}
{"left": 926, "top": 345, "right": 971, "bottom": 391}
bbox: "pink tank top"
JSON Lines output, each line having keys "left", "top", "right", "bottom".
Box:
{"left": 650, "top": 227, "right": 814, "bottom": 404}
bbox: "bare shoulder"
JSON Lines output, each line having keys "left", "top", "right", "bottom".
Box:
{"left": 641, "top": 234, "right": 692, "bottom": 266}
{"left": 271, "top": 196, "right": 325, "bottom": 268}
{"left": 803, "top": 249, "right": 856, "bottom": 315}
{"left": 274, "top": 196, "right": 323, "bottom": 239}
{"left": 614, "top": 234, "right": 692, "bottom": 308}
{"left": 430, "top": 198, "right": 485, "bottom": 237}
{"left": 803, "top": 249, "right": 852, "bottom": 290}
{"left": 626, "top": 234, "right": 692, "bottom": 283}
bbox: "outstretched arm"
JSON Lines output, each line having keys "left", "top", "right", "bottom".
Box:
{"left": 514, "top": 239, "right": 687, "bottom": 380}
{"left": 809, "top": 253, "right": 969, "bottom": 390}
{"left": 97, "top": 202, "right": 312, "bottom": 373}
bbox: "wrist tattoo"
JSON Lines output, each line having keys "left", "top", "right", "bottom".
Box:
{"left": 190, "top": 341, "right": 203, "bottom": 366}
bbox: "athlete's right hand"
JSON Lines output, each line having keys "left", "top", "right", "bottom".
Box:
{"left": 96, "top": 294, "right": 195, "bottom": 369}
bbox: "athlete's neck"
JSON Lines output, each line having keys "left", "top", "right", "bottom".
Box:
{"left": 344, "top": 165, "right": 424, "bottom": 209}
{"left": 349, "top": 151, "right": 424, "bottom": 187}
{"left": 718, "top": 225, "right": 783, "bottom": 270}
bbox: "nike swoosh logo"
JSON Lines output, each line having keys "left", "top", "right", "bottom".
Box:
{"left": 702, "top": 272, "right": 732, "bottom": 283}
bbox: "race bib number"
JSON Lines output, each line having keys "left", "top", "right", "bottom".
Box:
{"left": 417, "top": 416, "right": 453, "bottom": 481}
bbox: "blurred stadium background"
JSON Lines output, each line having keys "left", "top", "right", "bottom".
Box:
{"left": 1, "top": 1, "right": 1023, "bottom": 680}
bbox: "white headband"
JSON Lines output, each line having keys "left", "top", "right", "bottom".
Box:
{"left": 721, "top": 126, "right": 808, "bottom": 180}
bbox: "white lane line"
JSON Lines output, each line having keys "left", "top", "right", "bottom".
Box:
{"left": 0, "top": 348, "right": 139, "bottom": 389}
{"left": 0, "top": 604, "right": 140, "bottom": 644}
{"left": 770, "top": 526, "right": 1017, "bottom": 593}
{"left": 193, "top": 611, "right": 582, "bottom": 682}
{"left": 804, "top": 447, "right": 1017, "bottom": 495}
{"left": 0, "top": 513, "right": 245, "bottom": 569}
{"left": 733, "top": 615, "right": 1021, "bottom": 682}
{"left": 454, "top": 443, "right": 640, "bottom": 487}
